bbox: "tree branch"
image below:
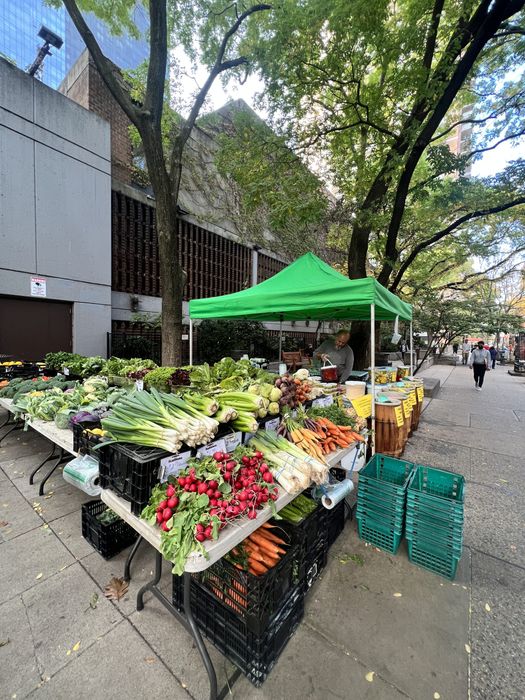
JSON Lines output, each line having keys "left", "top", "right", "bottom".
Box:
{"left": 441, "top": 247, "right": 525, "bottom": 290}
{"left": 390, "top": 196, "right": 525, "bottom": 292}
{"left": 144, "top": 0, "right": 167, "bottom": 124}
{"left": 62, "top": 0, "right": 142, "bottom": 127}
{"left": 422, "top": 0, "right": 445, "bottom": 74}
{"left": 169, "top": 3, "right": 271, "bottom": 179}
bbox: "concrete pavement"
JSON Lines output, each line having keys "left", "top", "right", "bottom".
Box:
{"left": 0, "top": 364, "right": 524, "bottom": 699}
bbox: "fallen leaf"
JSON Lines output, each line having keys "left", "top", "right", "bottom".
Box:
{"left": 72, "top": 641, "right": 80, "bottom": 652}
{"left": 365, "top": 671, "right": 375, "bottom": 683}
{"left": 393, "top": 592, "right": 402, "bottom": 597}
{"left": 41, "top": 524, "right": 48, "bottom": 529}
{"left": 104, "top": 576, "right": 129, "bottom": 601}
{"left": 59, "top": 565, "right": 68, "bottom": 572}
{"left": 465, "top": 644, "right": 471, "bottom": 654}
{"left": 35, "top": 573, "right": 43, "bottom": 580}
{"left": 0, "top": 520, "right": 8, "bottom": 527}
{"left": 485, "top": 603, "right": 491, "bottom": 612}
{"left": 44, "top": 495, "right": 53, "bottom": 500}
{"left": 144, "top": 657, "right": 156, "bottom": 664}
{"left": 181, "top": 683, "right": 188, "bottom": 689}
{"left": 89, "top": 593, "right": 99, "bottom": 610}
{"left": 434, "top": 693, "right": 441, "bottom": 699}
{"left": 0, "top": 638, "right": 9, "bottom": 647}
{"left": 462, "top": 586, "right": 467, "bottom": 590}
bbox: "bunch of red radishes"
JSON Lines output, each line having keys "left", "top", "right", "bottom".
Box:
{"left": 151, "top": 449, "right": 278, "bottom": 543}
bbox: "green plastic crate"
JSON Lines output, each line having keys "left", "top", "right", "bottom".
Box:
{"left": 357, "top": 516, "right": 403, "bottom": 554}
{"left": 358, "top": 488, "right": 406, "bottom": 514}
{"left": 409, "top": 465, "right": 465, "bottom": 503}
{"left": 406, "top": 497, "right": 465, "bottom": 523}
{"left": 356, "top": 502, "right": 405, "bottom": 529}
{"left": 405, "top": 513, "right": 463, "bottom": 539}
{"left": 357, "top": 480, "right": 408, "bottom": 506}
{"left": 405, "top": 530, "right": 463, "bottom": 558}
{"left": 359, "top": 454, "right": 414, "bottom": 494}
{"left": 407, "top": 540, "right": 460, "bottom": 580}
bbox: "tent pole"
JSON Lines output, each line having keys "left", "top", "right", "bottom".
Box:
{"left": 278, "top": 317, "right": 283, "bottom": 362}
{"left": 370, "top": 304, "right": 376, "bottom": 456}
{"left": 409, "top": 320, "right": 414, "bottom": 376}
{"left": 189, "top": 318, "right": 193, "bottom": 365}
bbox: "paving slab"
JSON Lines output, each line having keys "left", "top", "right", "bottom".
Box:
{"left": 0, "top": 431, "right": 50, "bottom": 460}
{"left": 470, "top": 449, "right": 524, "bottom": 494}
{"left": 403, "top": 433, "right": 471, "bottom": 478}
{"left": 128, "top": 592, "right": 237, "bottom": 700}
{"left": 232, "top": 619, "right": 410, "bottom": 700}
{"left": 469, "top": 411, "right": 522, "bottom": 435}
{"left": 304, "top": 525, "right": 470, "bottom": 700}
{"left": 22, "top": 561, "right": 122, "bottom": 682}
{"left": 0, "top": 595, "right": 43, "bottom": 699}
{"left": 27, "top": 620, "right": 190, "bottom": 700}
{"left": 0, "top": 478, "right": 43, "bottom": 541}
{"left": 0, "top": 526, "right": 74, "bottom": 601}
{"left": 464, "top": 481, "right": 525, "bottom": 568}
{"left": 420, "top": 399, "right": 471, "bottom": 427}
{"left": 416, "top": 421, "right": 525, "bottom": 458}
{"left": 470, "top": 552, "right": 525, "bottom": 700}
{"left": 80, "top": 540, "right": 172, "bottom": 618}
{"left": 48, "top": 509, "right": 94, "bottom": 561}
{"left": 0, "top": 448, "right": 53, "bottom": 480}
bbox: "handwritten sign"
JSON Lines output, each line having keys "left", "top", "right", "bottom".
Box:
{"left": 351, "top": 394, "right": 372, "bottom": 418}
{"left": 313, "top": 395, "right": 334, "bottom": 408}
{"left": 402, "top": 400, "right": 411, "bottom": 418}
{"left": 159, "top": 450, "right": 192, "bottom": 482}
{"left": 408, "top": 391, "right": 417, "bottom": 407}
{"left": 265, "top": 418, "right": 280, "bottom": 432}
{"left": 196, "top": 438, "right": 226, "bottom": 459}
{"left": 417, "top": 387, "right": 424, "bottom": 401}
{"left": 224, "top": 432, "right": 242, "bottom": 452}
{"left": 135, "top": 379, "right": 144, "bottom": 391}
{"left": 394, "top": 406, "right": 404, "bottom": 427}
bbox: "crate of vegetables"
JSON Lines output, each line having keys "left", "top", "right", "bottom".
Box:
{"left": 72, "top": 421, "right": 103, "bottom": 456}
{"left": 172, "top": 576, "right": 304, "bottom": 686}
{"left": 81, "top": 500, "right": 138, "bottom": 559}
{"left": 98, "top": 443, "right": 171, "bottom": 516}
{"left": 192, "top": 522, "right": 301, "bottom": 635}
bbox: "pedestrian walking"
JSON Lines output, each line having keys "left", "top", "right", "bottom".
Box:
{"left": 468, "top": 341, "right": 491, "bottom": 391}
{"left": 452, "top": 341, "right": 459, "bottom": 355}
{"left": 489, "top": 346, "right": 497, "bottom": 370}
{"left": 461, "top": 337, "right": 470, "bottom": 365}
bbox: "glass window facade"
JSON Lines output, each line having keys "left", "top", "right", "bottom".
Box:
{"left": 0, "top": 0, "right": 148, "bottom": 89}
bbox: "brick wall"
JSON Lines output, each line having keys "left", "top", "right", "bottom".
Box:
{"left": 59, "top": 51, "right": 134, "bottom": 184}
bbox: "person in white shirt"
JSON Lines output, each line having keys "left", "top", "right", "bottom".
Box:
{"left": 461, "top": 338, "right": 470, "bottom": 365}
{"left": 468, "top": 341, "right": 491, "bottom": 390}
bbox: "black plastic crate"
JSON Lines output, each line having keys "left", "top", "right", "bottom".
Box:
{"left": 321, "top": 499, "right": 346, "bottom": 550}
{"left": 72, "top": 421, "right": 102, "bottom": 455}
{"left": 172, "top": 578, "right": 304, "bottom": 687}
{"left": 194, "top": 535, "right": 301, "bottom": 635}
{"left": 97, "top": 443, "right": 170, "bottom": 516}
{"left": 271, "top": 495, "right": 323, "bottom": 553}
{"left": 81, "top": 500, "right": 138, "bottom": 559}
{"left": 302, "top": 533, "right": 327, "bottom": 592}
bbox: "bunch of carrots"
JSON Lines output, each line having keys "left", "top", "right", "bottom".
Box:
{"left": 278, "top": 412, "right": 364, "bottom": 461}
{"left": 240, "top": 523, "right": 289, "bottom": 576}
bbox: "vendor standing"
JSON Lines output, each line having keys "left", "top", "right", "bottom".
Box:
{"left": 314, "top": 330, "right": 354, "bottom": 382}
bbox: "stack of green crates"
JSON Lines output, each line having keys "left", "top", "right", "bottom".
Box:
{"left": 356, "top": 454, "right": 414, "bottom": 554}
{"left": 405, "top": 466, "right": 465, "bottom": 580}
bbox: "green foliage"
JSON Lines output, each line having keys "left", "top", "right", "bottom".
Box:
{"left": 197, "top": 319, "right": 278, "bottom": 363}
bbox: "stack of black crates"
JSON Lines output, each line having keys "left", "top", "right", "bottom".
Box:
{"left": 172, "top": 494, "right": 346, "bottom": 687}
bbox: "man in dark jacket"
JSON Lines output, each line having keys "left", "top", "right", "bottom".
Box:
{"left": 489, "top": 346, "right": 497, "bottom": 370}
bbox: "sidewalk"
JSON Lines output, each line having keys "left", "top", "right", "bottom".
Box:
{"left": 1, "top": 365, "right": 524, "bottom": 700}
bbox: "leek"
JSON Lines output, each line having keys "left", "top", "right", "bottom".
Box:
{"left": 215, "top": 391, "right": 264, "bottom": 411}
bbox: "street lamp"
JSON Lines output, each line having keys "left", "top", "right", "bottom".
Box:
{"left": 27, "top": 25, "right": 63, "bottom": 78}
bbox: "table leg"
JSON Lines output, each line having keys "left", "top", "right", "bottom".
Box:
{"left": 136, "top": 550, "right": 163, "bottom": 611}
{"left": 38, "top": 448, "right": 70, "bottom": 496}
{"left": 0, "top": 411, "right": 9, "bottom": 430}
{"left": 29, "top": 443, "right": 58, "bottom": 484}
{"left": 124, "top": 536, "right": 143, "bottom": 582}
{"left": 0, "top": 418, "right": 23, "bottom": 445}
{"left": 183, "top": 572, "right": 218, "bottom": 700}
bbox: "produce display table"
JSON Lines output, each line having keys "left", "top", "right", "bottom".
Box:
{"left": 99, "top": 442, "right": 357, "bottom": 700}
{"left": 0, "top": 397, "right": 76, "bottom": 495}
{"left": 0, "top": 397, "right": 21, "bottom": 442}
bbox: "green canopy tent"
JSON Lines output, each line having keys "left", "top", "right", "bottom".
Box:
{"left": 189, "top": 253, "right": 413, "bottom": 453}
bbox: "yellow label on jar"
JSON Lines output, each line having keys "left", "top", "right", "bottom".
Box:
{"left": 351, "top": 394, "right": 373, "bottom": 418}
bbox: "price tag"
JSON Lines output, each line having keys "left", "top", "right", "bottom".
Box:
{"left": 351, "top": 394, "right": 372, "bottom": 418}
{"left": 312, "top": 395, "right": 334, "bottom": 408}
{"left": 394, "top": 406, "right": 404, "bottom": 427}
{"left": 417, "top": 387, "right": 424, "bottom": 401}
{"left": 224, "top": 432, "right": 242, "bottom": 452}
{"left": 408, "top": 391, "right": 417, "bottom": 407}
{"left": 243, "top": 432, "right": 256, "bottom": 444}
{"left": 265, "top": 418, "right": 280, "bottom": 432}
{"left": 312, "top": 398, "right": 324, "bottom": 408}
{"left": 196, "top": 438, "right": 226, "bottom": 459}
{"left": 63, "top": 367, "right": 70, "bottom": 376}
{"left": 159, "top": 450, "right": 192, "bottom": 483}
{"left": 322, "top": 395, "right": 334, "bottom": 407}
{"left": 402, "top": 400, "right": 411, "bottom": 418}
{"left": 135, "top": 379, "right": 144, "bottom": 391}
